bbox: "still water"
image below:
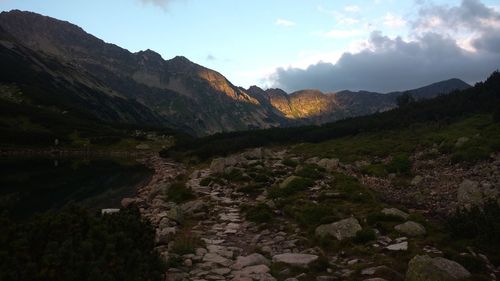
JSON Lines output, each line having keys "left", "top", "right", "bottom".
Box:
{"left": 0, "top": 157, "right": 152, "bottom": 219}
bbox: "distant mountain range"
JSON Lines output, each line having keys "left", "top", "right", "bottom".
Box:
{"left": 0, "top": 10, "right": 472, "bottom": 136}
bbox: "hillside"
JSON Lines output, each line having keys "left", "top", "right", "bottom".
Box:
{"left": 0, "top": 10, "right": 471, "bottom": 137}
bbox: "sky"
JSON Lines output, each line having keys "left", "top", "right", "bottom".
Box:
{"left": 0, "top": 0, "right": 499, "bottom": 93}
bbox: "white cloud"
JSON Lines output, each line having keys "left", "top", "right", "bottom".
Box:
{"left": 267, "top": 0, "right": 500, "bottom": 92}
{"left": 138, "top": 0, "right": 179, "bottom": 9}
{"left": 315, "top": 29, "right": 364, "bottom": 39}
{"left": 275, "top": 18, "right": 296, "bottom": 27}
{"left": 344, "top": 5, "right": 360, "bottom": 13}
{"left": 383, "top": 13, "right": 407, "bottom": 28}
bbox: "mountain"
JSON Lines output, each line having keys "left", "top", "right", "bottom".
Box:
{"left": 0, "top": 10, "right": 286, "bottom": 136}
{"left": 0, "top": 10, "right": 471, "bottom": 137}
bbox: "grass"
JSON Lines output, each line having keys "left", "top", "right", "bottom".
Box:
{"left": 268, "top": 177, "right": 314, "bottom": 199}
{"left": 241, "top": 203, "right": 274, "bottom": 223}
{"left": 292, "top": 114, "right": 500, "bottom": 164}
{"left": 165, "top": 182, "right": 195, "bottom": 203}
{"left": 170, "top": 233, "right": 204, "bottom": 256}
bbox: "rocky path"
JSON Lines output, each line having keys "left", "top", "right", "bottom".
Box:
{"left": 127, "top": 150, "right": 498, "bottom": 281}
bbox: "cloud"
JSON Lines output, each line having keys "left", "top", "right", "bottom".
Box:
{"left": 315, "top": 29, "right": 364, "bottom": 39}
{"left": 138, "top": 0, "right": 181, "bottom": 9}
{"left": 206, "top": 54, "right": 216, "bottom": 61}
{"left": 344, "top": 5, "right": 360, "bottom": 13}
{"left": 268, "top": 0, "right": 500, "bottom": 93}
{"left": 383, "top": 13, "right": 407, "bottom": 28}
{"left": 275, "top": 18, "right": 296, "bottom": 27}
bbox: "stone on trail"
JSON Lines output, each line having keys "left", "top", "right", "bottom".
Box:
{"left": 272, "top": 253, "right": 319, "bottom": 268}
{"left": 315, "top": 217, "right": 362, "bottom": 240}
{"left": 394, "top": 221, "right": 426, "bottom": 237}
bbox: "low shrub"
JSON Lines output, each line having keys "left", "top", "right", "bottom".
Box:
{"left": 353, "top": 228, "right": 377, "bottom": 244}
{"left": 242, "top": 203, "right": 273, "bottom": 223}
{"left": 295, "top": 164, "right": 324, "bottom": 180}
{"left": 386, "top": 153, "right": 412, "bottom": 175}
{"left": 170, "top": 233, "right": 204, "bottom": 255}
{"left": 282, "top": 158, "right": 298, "bottom": 167}
{"left": 360, "top": 164, "right": 388, "bottom": 177}
{"left": 166, "top": 182, "right": 195, "bottom": 203}
{"left": 269, "top": 177, "right": 314, "bottom": 199}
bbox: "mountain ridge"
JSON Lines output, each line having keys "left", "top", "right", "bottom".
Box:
{"left": 0, "top": 10, "right": 472, "bottom": 136}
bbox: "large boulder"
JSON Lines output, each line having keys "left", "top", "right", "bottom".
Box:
{"left": 317, "top": 158, "right": 339, "bottom": 172}
{"left": 394, "top": 221, "right": 426, "bottom": 236}
{"left": 405, "top": 255, "right": 471, "bottom": 281}
{"left": 272, "top": 253, "right": 318, "bottom": 268}
{"left": 315, "top": 217, "right": 362, "bottom": 240}
{"left": 382, "top": 208, "right": 409, "bottom": 220}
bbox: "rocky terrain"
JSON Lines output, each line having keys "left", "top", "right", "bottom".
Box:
{"left": 120, "top": 147, "right": 499, "bottom": 281}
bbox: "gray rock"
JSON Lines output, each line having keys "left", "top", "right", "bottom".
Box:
{"left": 455, "top": 137, "right": 469, "bottom": 147}
{"left": 233, "top": 253, "right": 270, "bottom": 269}
{"left": 279, "top": 176, "right": 301, "bottom": 189}
{"left": 386, "top": 241, "right": 408, "bottom": 251}
{"left": 101, "top": 208, "right": 120, "bottom": 215}
{"left": 156, "top": 227, "right": 176, "bottom": 245}
{"left": 272, "top": 253, "right": 318, "bottom": 268}
{"left": 315, "top": 217, "right": 362, "bottom": 240}
{"left": 410, "top": 175, "right": 423, "bottom": 186}
{"left": 317, "top": 158, "right": 339, "bottom": 172}
{"left": 381, "top": 208, "right": 409, "bottom": 220}
{"left": 203, "top": 253, "right": 232, "bottom": 267}
{"left": 166, "top": 206, "right": 184, "bottom": 224}
{"left": 405, "top": 255, "right": 471, "bottom": 281}
{"left": 316, "top": 276, "right": 337, "bottom": 281}
{"left": 121, "top": 198, "right": 136, "bottom": 208}
{"left": 457, "top": 179, "right": 483, "bottom": 209}
{"left": 181, "top": 199, "right": 207, "bottom": 215}
{"left": 210, "top": 158, "right": 226, "bottom": 174}
{"left": 394, "top": 221, "right": 426, "bottom": 236}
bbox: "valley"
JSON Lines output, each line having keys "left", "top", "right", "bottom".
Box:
{"left": 0, "top": 6, "right": 499, "bottom": 281}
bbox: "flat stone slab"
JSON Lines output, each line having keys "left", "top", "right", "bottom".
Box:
{"left": 272, "top": 253, "right": 319, "bottom": 268}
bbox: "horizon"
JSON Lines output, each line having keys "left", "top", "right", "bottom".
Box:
{"left": 0, "top": 0, "right": 499, "bottom": 93}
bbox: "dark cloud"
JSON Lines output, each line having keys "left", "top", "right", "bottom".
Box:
{"left": 270, "top": 0, "right": 500, "bottom": 93}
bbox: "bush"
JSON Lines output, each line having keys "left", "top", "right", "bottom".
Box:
{"left": 386, "top": 153, "right": 412, "bottom": 175}
{"left": 360, "top": 164, "right": 388, "bottom": 177}
{"left": 353, "top": 228, "right": 376, "bottom": 244}
{"left": 242, "top": 204, "right": 273, "bottom": 223}
{"left": 282, "top": 158, "right": 298, "bottom": 167}
{"left": 447, "top": 200, "right": 500, "bottom": 261}
{"left": 269, "top": 177, "right": 314, "bottom": 198}
{"left": 295, "top": 164, "right": 324, "bottom": 180}
{"left": 289, "top": 203, "right": 337, "bottom": 228}
{"left": 366, "top": 212, "right": 405, "bottom": 225}
{"left": 199, "top": 177, "right": 211, "bottom": 186}
{"left": 170, "top": 233, "right": 204, "bottom": 256}
{"left": 0, "top": 206, "right": 164, "bottom": 281}
{"left": 166, "top": 182, "right": 195, "bottom": 203}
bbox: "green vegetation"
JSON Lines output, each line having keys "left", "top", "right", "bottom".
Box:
{"left": 0, "top": 206, "right": 164, "bottom": 281}
{"left": 170, "top": 232, "right": 204, "bottom": 256}
{"left": 447, "top": 200, "right": 500, "bottom": 263}
{"left": 165, "top": 182, "right": 195, "bottom": 204}
{"left": 353, "top": 228, "right": 377, "bottom": 244}
{"left": 242, "top": 203, "right": 274, "bottom": 223}
{"left": 268, "top": 177, "right": 314, "bottom": 199}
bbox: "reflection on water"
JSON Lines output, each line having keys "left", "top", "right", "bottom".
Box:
{"left": 0, "top": 157, "right": 152, "bottom": 219}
